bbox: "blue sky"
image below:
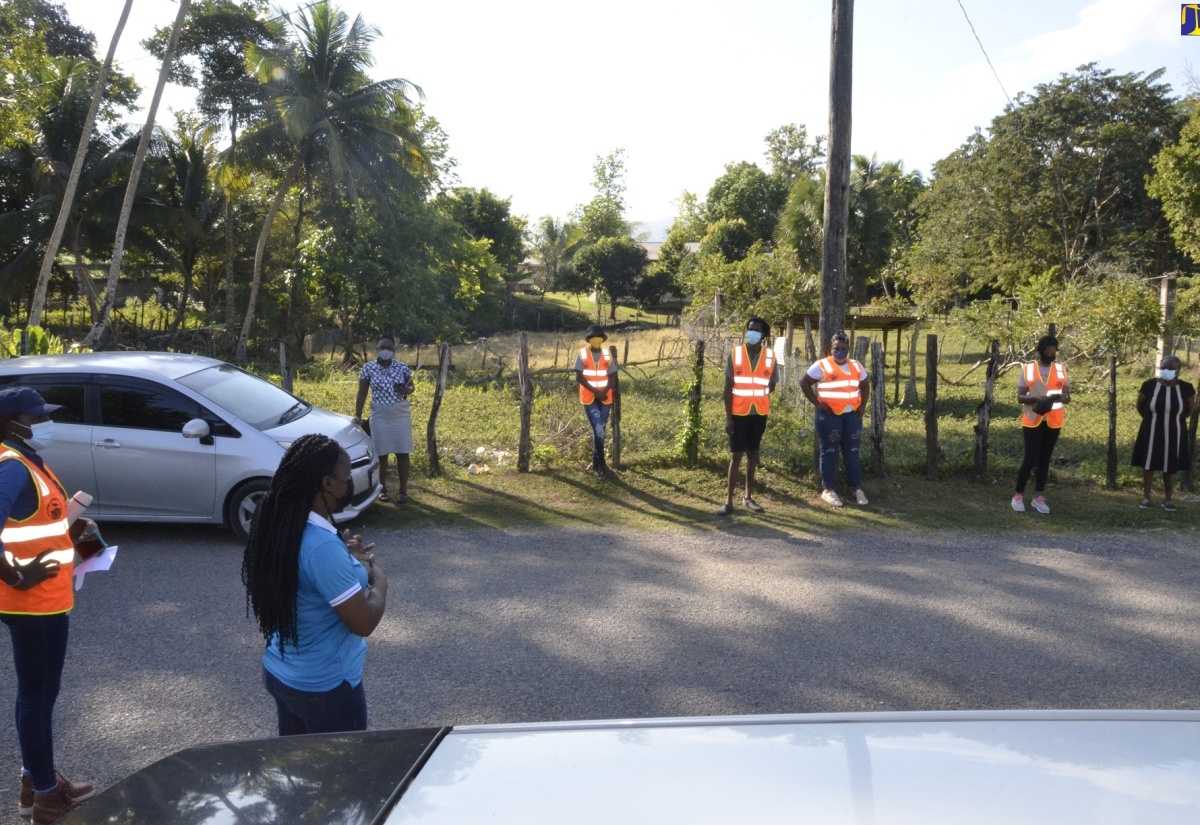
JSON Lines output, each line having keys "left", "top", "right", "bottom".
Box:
{"left": 61, "top": 0, "right": 1195, "bottom": 234}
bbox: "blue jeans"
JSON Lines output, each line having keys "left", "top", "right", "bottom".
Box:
{"left": 1, "top": 613, "right": 69, "bottom": 792}
{"left": 263, "top": 669, "right": 367, "bottom": 736}
{"left": 583, "top": 402, "right": 611, "bottom": 468}
{"left": 817, "top": 411, "right": 863, "bottom": 490}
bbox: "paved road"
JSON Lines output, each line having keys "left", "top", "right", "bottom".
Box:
{"left": 1, "top": 521, "right": 1198, "bottom": 816}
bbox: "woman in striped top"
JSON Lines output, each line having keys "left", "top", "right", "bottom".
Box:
{"left": 1132, "top": 355, "right": 1196, "bottom": 511}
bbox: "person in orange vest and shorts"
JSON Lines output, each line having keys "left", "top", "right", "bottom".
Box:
{"left": 575, "top": 325, "right": 620, "bottom": 479}
{"left": 801, "top": 332, "right": 870, "bottom": 507}
{"left": 718, "top": 318, "right": 778, "bottom": 515}
{"left": 0, "top": 387, "right": 98, "bottom": 823}
{"left": 1012, "top": 335, "right": 1070, "bottom": 514}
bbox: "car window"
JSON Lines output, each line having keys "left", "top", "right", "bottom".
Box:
{"left": 22, "top": 381, "right": 87, "bottom": 424}
{"left": 176, "top": 364, "right": 308, "bottom": 431}
{"left": 99, "top": 383, "right": 203, "bottom": 432}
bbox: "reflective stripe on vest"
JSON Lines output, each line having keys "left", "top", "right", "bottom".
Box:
{"left": 1021, "top": 361, "right": 1067, "bottom": 428}
{"left": 817, "top": 357, "right": 865, "bottom": 413}
{"left": 731, "top": 346, "right": 775, "bottom": 416}
{"left": 579, "top": 347, "right": 613, "bottom": 405}
{"left": 0, "top": 449, "right": 74, "bottom": 614}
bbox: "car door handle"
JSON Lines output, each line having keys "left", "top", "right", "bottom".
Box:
{"left": 94, "top": 439, "right": 122, "bottom": 448}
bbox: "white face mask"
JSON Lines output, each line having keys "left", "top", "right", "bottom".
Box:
{"left": 377, "top": 349, "right": 394, "bottom": 361}
{"left": 24, "top": 421, "right": 55, "bottom": 451}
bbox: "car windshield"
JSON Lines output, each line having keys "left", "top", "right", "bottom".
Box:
{"left": 176, "top": 364, "right": 310, "bottom": 431}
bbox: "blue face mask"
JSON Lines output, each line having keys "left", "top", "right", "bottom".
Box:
{"left": 745, "top": 330, "right": 763, "bottom": 346}
{"left": 833, "top": 348, "right": 849, "bottom": 360}
{"left": 1161, "top": 369, "right": 1178, "bottom": 381}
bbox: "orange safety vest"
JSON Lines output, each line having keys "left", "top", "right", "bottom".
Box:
{"left": 815, "top": 356, "right": 866, "bottom": 414}
{"left": 1021, "top": 361, "right": 1067, "bottom": 428}
{"left": 730, "top": 345, "right": 776, "bottom": 416}
{"left": 579, "top": 347, "right": 613, "bottom": 405}
{"left": 0, "top": 448, "right": 74, "bottom": 615}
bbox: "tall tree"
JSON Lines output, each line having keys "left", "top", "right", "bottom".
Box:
{"left": 573, "top": 236, "right": 646, "bottom": 321}
{"left": 27, "top": 0, "right": 134, "bottom": 327}
{"left": 435, "top": 187, "right": 526, "bottom": 277}
{"left": 574, "top": 149, "right": 630, "bottom": 242}
{"left": 704, "top": 161, "right": 788, "bottom": 251}
{"left": 83, "top": 0, "right": 192, "bottom": 348}
{"left": 529, "top": 216, "right": 581, "bottom": 292}
{"left": 763, "top": 123, "right": 826, "bottom": 188}
{"left": 232, "top": 0, "right": 425, "bottom": 360}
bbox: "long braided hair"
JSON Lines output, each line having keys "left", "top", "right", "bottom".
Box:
{"left": 241, "top": 433, "right": 342, "bottom": 651}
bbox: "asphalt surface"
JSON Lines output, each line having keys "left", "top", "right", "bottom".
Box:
{"left": 0, "top": 520, "right": 1198, "bottom": 817}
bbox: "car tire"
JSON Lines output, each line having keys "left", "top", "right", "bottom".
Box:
{"left": 227, "top": 479, "right": 272, "bottom": 542}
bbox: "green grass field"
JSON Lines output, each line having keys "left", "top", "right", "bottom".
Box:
{"left": 280, "top": 319, "right": 1200, "bottom": 536}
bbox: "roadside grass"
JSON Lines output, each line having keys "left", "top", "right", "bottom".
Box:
{"left": 283, "top": 324, "right": 1200, "bottom": 537}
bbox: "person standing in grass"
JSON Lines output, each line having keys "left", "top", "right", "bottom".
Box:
{"left": 718, "top": 318, "right": 777, "bottom": 516}
{"left": 801, "top": 332, "right": 869, "bottom": 508}
{"left": 1012, "top": 335, "right": 1070, "bottom": 514}
{"left": 1132, "top": 354, "right": 1196, "bottom": 511}
{"left": 575, "top": 325, "right": 619, "bottom": 479}
{"left": 354, "top": 335, "right": 414, "bottom": 504}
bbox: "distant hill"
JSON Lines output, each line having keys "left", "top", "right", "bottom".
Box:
{"left": 630, "top": 216, "right": 672, "bottom": 242}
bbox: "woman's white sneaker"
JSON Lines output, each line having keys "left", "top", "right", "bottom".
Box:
{"left": 1011, "top": 494, "right": 1025, "bottom": 512}
{"left": 820, "top": 489, "right": 843, "bottom": 507}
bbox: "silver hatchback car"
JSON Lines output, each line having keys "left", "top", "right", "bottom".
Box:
{"left": 0, "top": 352, "right": 380, "bottom": 539}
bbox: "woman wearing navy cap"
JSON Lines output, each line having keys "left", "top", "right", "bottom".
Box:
{"left": 0, "top": 387, "right": 96, "bottom": 823}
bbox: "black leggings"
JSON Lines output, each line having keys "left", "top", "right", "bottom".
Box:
{"left": 1016, "top": 421, "right": 1061, "bottom": 494}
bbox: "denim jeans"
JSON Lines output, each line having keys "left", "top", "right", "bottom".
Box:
{"left": 1, "top": 613, "right": 69, "bottom": 792}
{"left": 263, "top": 669, "right": 367, "bottom": 736}
{"left": 583, "top": 402, "right": 611, "bottom": 469}
{"left": 816, "top": 410, "right": 863, "bottom": 490}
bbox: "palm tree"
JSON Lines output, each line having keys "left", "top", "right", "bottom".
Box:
{"left": 232, "top": 0, "right": 425, "bottom": 361}
{"left": 27, "top": 0, "right": 133, "bottom": 327}
{"left": 82, "top": 0, "right": 192, "bottom": 348}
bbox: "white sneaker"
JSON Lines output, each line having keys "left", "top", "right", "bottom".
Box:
{"left": 1030, "top": 496, "right": 1050, "bottom": 514}
{"left": 1011, "top": 494, "right": 1025, "bottom": 513}
{"left": 854, "top": 489, "right": 868, "bottom": 505}
{"left": 820, "top": 489, "right": 843, "bottom": 507}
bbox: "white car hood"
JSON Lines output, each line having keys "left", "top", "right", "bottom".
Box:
{"left": 263, "top": 406, "right": 365, "bottom": 450}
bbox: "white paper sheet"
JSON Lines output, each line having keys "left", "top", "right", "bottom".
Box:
{"left": 73, "top": 545, "right": 118, "bottom": 591}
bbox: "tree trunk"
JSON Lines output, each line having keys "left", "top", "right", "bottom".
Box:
{"left": 1106, "top": 353, "right": 1118, "bottom": 489}
{"left": 925, "top": 334, "right": 938, "bottom": 478}
{"left": 974, "top": 339, "right": 999, "bottom": 480}
{"left": 29, "top": 0, "right": 134, "bottom": 327}
{"left": 83, "top": 0, "right": 192, "bottom": 349}
{"left": 236, "top": 155, "right": 305, "bottom": 361}
{"left": 426, "top": 343, "right": 450, "bottom": 476}
{"left": 870, "top": 341, "right": 886, "bottom": 476}
{"left": 517, "top": 333, "right": 532, "bottom": 472}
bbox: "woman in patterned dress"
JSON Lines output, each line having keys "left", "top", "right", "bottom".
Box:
{"left": 1132, "top": 355, "right": 1196, "bottom": 511}
{"left": 353, "top": 335, "right": 415, "bottom": 504}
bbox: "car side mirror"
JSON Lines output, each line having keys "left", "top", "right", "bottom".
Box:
{"left": 182, "top": 419, "right": 212, "bottom": 445}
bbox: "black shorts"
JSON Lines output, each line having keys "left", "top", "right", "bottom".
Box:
{"left": 729, "top": 414, "right": 768, "bottom": 453}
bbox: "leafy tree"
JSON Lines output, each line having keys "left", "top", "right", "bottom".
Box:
{"left": 435, "top": 187, "right": 526, "bottom": 277}
{"left": 763, "top": 123, "right": 825, "bottom": 188}
{"left": 679, "top": 245, "right": 817, "bottom": 331}
{"left": 574, "top": 149, "right": 629, "bottom": 242}
{"left": 573, "top": 236, "right": 647, "bottom": 321}
{"left": 704, "top": 161, "right": 788, "bottom": 250}
{"left": 700, "top": 217, "right": 756, "bottom": 263}
{"left": 669, "top": 190, "right": 708, "bottom": 241}
{"left": 233, "top": 0, "right": 425, "bottom": 360}
{"left": 907, "top": 64, "right": 1183, "bottom": 312}
{"left": 1149, "top": 102, "right": 1200, "bottom": 264}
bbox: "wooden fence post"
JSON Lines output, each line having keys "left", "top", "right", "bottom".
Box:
{"left": 622, "top": 338, "right": 629, "bottom": 368}
{"left": 784, "top": 317, "right": 795, "bottom": 384}
{"left": 517, "top": 333, "right": 532, "bottom": 472}
{"left": 854, "top": 335, "right": 869, "bottom": 362}
{"left": 609, "top": 344, "right": 622, "bottom": 469}
{"left": 974, "top": 339, "right": 999, "bottom": 480}
{"left": 903, "top": 322, "right": 920, "bottom": 406}
{"left": 1106, "top": 353, "right": 1117, "bottom": 489}
{"left": 870, "top": 341, "right": 886, "bottom": 476}
{"left": 685, "top": 340, "right": 704, "bottom": 466}
{"left": 925, "top": 334, "right": 938, "bottom": 478}
{"left": 278, "top": 341, "right": 293, "bottom": 393}
{"left": 426, "top": 343, "right": 450, "bottom": 476}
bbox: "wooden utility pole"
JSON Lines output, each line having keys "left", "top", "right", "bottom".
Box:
{"left": 819, "top": 0, "right": 854, "bottom": 356}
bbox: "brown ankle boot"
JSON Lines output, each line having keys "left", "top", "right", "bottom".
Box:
{"left": 32, "top": 783, "right": 81, "bottom": 824}
{"left": 20, "top": 772, "right": 95, "bottom": 815}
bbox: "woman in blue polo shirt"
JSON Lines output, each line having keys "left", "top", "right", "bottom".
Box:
{"left": 242, "top": 434, "right": 389, "bottom": 735}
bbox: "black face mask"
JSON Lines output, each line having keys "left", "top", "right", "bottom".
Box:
{"left": 1039, "top": 353, "right": 1056, "bottom": 365}
{"left": 326, "top": 475, "right": 355, "bottom": 513}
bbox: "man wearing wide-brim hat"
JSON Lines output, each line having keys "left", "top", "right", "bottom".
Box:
{"left": 574, "top": 325, "right": 620, "bottom": 479}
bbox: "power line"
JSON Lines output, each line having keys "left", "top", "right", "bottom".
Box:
{"left": 955, "top": 0, "right": 1014, "bottom": 110}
